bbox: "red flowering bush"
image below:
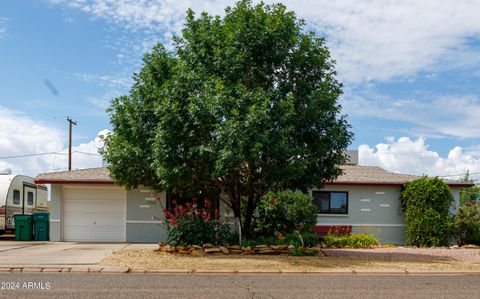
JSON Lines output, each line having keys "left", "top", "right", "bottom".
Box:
{"left": 164, "top": 197, "right": 232, "bottom": 246}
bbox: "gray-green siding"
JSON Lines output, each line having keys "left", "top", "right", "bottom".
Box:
{"left": 48, "top": 184, "right": 462, "bottom": 244}
{"left": 312, "top": 185, "right": 462, "bottom": 244}
{"left": 125, "top": 188, "right": 167, "bottom": 243}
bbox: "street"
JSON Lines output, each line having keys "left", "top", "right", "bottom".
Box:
{"left": 0, "top": 273, "right": 478, "bottom": 298}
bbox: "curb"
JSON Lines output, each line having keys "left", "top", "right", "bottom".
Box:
{"left": 0, "top": 266, "right": 480, "bottom": 275}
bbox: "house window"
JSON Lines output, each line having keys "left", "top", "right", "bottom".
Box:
{"left": 313, "top": 191, "right": 348, "bottom": 214}
{"left": 13, "top": 189, "right": 20, "bottom": 205}
{"left": 27, "top": 192, "right": 34, "bottom": 205}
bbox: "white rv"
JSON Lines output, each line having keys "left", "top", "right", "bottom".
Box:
{"left": 0, "top": 170, "right": 48, "bottom": 232}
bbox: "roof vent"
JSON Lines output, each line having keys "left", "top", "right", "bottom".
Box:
{"left": 344, "top": 150, "right": 358, "bottom": 165}
{"left": 0, "top": 168, "right": 12, "bottom": 175}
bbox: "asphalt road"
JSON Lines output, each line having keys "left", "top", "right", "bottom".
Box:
{"left": 0, "top": 273, "right": 479, "bottom": 299}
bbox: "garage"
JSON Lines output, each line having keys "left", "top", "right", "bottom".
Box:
{"left": 63, "top": 186, "right": 126, "bottom": 242}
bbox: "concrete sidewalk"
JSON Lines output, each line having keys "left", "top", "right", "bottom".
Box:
{"left": 0, "top": 241, "right": 155, "bottom": 266}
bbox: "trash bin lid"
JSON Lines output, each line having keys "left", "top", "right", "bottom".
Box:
{"left": 13, "top": 214, "right": 33, "bottom": 219}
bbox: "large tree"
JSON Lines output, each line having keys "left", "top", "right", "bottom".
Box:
{"left": 102, "top": 0, "right": 353, "bottom": 236}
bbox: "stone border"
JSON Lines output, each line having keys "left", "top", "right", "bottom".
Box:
{"left": 158, "top": 243, "right": 325, "bottom": 256}
{"left": 1, "top": 266, "right": 480, "bottom": 275}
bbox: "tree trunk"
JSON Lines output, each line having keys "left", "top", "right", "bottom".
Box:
{"left": 243, "top": 194, "right": 255, "bottom": 238}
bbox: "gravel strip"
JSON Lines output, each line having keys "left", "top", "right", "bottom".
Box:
{"left": 101, "top": 248, "right": 480, "bottom": 272}
{"left": 322, "top": 247, "right": 480, "bottom": 264}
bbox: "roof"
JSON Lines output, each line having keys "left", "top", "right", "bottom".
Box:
{"left": 34, "top": 168, "right": 114, "bottom": 185}
{"left": 34, "top": 166, "right": 474, "bottom": 188}
{"left": 331, "top": 165, "right": 473, "bottom": 187}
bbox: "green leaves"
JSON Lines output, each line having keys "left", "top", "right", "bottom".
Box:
{"left": 455, "top": 203, "right": 480, "bottom": 245}
{"left": 102, "top": 0, "right": 352, "bottom": 232}
{"left": 400, "top": 177, "right": 454, "bottom": 247}
{"left": 252, "top": 190, "right": 318, "bottom": 237}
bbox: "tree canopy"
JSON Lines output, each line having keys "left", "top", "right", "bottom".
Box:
{"left": 101, "top": 0, "right": 353, "bottom": 235}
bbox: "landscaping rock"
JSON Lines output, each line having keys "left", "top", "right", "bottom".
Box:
{"left": 176, "top": 246, "right": 186, "bottom": 252}
{"left": 227, "top": 245, "right": 241, "bottom": 250}
{"left": 204, "top": 247, "right": 222, "bottom": 253}
{"left": 255, "top": 245, "right": 269, "bottom": 250}
{"left": 190, "top": 248, "right": 205, "bottom": 256}
{"left": 219, "top": 246, "right": 230, "bottom": 254}
{"left": 164, "top": 245, "right": 176, "bottom": 253}
{"left": 178, "top": 250, "right": 190, "bottom": 254}
{"left": 464, "top": 244, "right": 480, "bottom": 249}
{"left": 270, "top": 245, "right": 288, "bottom": 250}
{"left": 287, "top": 245, "right": 295, "bottom": 250}
{"left": 230, "top": 249, "right": 244, "bottom": 254}
{"left": 242, "top": 246, "right": 252, "bottom": 251}
{"left": 192, "top": 245, "right": 203, "bottom": 250}
{"left": 203, "top": 243, "right": 214, "bottom": 248}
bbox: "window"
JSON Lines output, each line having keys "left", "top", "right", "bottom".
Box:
{"left": 27, "top": 192, "right": 34, "bottom": 205}
{"left": 313, "top": 191, "right": 348, "bottom": 214}
{"left": 13, "top": 189, "right": 20, "bottom": 205}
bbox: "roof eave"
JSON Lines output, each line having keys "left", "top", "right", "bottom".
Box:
{"left": 325, "top": 181, "right": 475, "bottom": 188}
{"left": 34, "top": 179, "right": 114, "bottom": 185}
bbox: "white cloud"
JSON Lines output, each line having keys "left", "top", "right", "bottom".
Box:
{"left": 49, "top": 0, "right": 480, "bottom": 82}
{"left": 0, "top": 106, "right": 107, "bottom": 177}
{"left": 359, "top": 136, "right": 480, "bottom": 181}
{"left": 342, "top": 93, "right": 480, "bottom": 139}
{"left": 88, "top": 90, "right": 121, "bottom": 110}
{"left": 74, "top": 72, "right": 132, "bottom": 89}
{"left": 0, "top": 17, "right": 9, "bottom": 38}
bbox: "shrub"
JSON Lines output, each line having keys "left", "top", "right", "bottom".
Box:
{"left": 239, "top": 232, "right": 320, "bottom": 248}
{"left": 324, "top": 233, "right": 379, "bottom": 248}
{"left": 164, "top": 199, "right": 232, "bottom": 246}
{"left": 455, "top": 203, "right": 480, "bottom": 245}
{"left": 252, "top": 190, "right": 318, "bottom": 237}
{"left": 400, "top": 177, "right": 454, "bottom": 247}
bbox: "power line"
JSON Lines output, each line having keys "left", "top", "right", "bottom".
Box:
{"left": 0, "top": 151, "right": 101, "bottom": 160}
{"left": 0, "top": 152, "right": 68, "bottom": 159}
{"left": 437, "top": 172, "right": 480, "bottom": 178}
{"left": 73, "top": 151, "right": 101, "bottom": 156}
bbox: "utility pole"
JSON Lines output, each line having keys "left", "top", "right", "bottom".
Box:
{"left": 67, "top": 117, "right": 77, "bottom": 171}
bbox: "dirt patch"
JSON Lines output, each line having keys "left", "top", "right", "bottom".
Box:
{"left": 101, "top": 248, "right": 480, "bottom": 272}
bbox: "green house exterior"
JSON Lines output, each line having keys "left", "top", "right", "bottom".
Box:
{"left": 36, "top": 165, "right": 471, "bottom": 244}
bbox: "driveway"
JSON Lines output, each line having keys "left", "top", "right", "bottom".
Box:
{"left": 0, "top": 241, "right": 135, "bottom": 266}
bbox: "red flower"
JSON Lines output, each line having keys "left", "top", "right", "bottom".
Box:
{"left": 178, "top": 205, "right": 185, "bottom": 214}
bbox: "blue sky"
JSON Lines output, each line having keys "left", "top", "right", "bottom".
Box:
{"left": 1, "top": 0, "right": 480, "bottom": 181}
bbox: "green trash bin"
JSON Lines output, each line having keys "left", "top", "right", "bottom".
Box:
{"left": 13, "top": 214, "right": 33, "bottom": 241}
{"left": 33, "top": 212, "right": 50, "bottom": 241}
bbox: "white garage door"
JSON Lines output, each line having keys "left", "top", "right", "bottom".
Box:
{"left": 63, "top": 187, "right": 126, "bottom": 242}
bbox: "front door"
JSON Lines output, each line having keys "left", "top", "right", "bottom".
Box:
{"left": 22, "top": 185, "right": 36, "bottom": 214}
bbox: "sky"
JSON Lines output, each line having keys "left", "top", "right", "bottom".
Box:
{"left": 1, "top": 0, "right": 480, "bottom": 182}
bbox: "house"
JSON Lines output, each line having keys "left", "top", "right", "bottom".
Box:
{"left": 34, "top": 159, "right": 473, "bottom": 244}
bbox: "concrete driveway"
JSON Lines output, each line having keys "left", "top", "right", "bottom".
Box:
{"left": 0, "top": 241, "right": 132, "bottom": 266}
